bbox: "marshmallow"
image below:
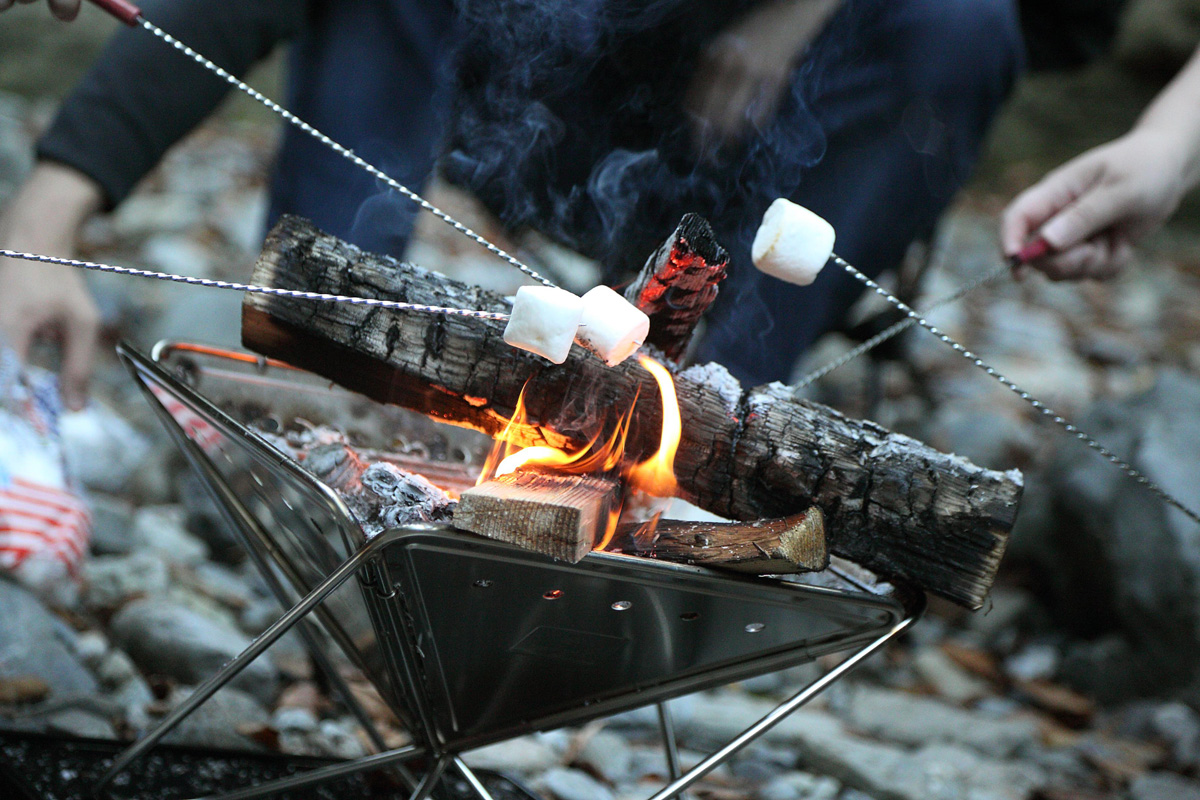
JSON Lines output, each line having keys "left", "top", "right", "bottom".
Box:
{"left": 575, "top": 286, "right": 651, "bottom": 367}
{"left": 751, "top": 198, "right": 835, "bottom": 285}
{"left": 503, "top": 285, "right": 584, "bottom": 364}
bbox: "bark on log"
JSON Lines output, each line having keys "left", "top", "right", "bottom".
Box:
{"left": 453, "top": 471, "right": 620, "bottom": 562}
{"left": 242, "top": 216, "right": 1023, "bottom": 609}
{"left": 624, "top": 213, "right": 728, "bottom": 363}
{"left": 613, "top": 509, "right": 827, "bottom": 574}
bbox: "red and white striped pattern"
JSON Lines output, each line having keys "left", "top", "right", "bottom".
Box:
{"left": 149, "top": 384, "right": 225, "bottom": 456}
{"left": 0, "top": 476, "right": 90, "bottom": 577}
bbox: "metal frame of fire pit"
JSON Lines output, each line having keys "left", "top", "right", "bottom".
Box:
{"left": 96, "top": 342, "right": 923, "bottom": 800}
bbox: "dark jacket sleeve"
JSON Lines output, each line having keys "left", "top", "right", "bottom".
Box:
{"left": 36, "top": 0, "right": 304, "bottom": 209}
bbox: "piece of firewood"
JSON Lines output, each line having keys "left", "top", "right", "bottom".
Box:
{"left": 453, "top": 471, "right": 620, "bottom": 562}
{"left": 624, "top": 213, "right": 728, "bottom": 363}
{"left": 241, "top": 216, "right": 1023, "bottom": 609}
{"left": 612, "top": 508, "right": 827, "bottom": 574}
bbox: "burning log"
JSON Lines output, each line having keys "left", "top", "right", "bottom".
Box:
{"left": 241, "top": 216, "right": 1022, "bottom": 610}
{"left": 624, "top": 213, "right": 728, "bottom": 363}
{"left": 612, "top": 509, "right": 827, "bottom": 574}
{"left": 453, "top": 471, "right": 620, "bottom": 562}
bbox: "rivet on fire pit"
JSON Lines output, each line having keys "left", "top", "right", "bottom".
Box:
{"left": 543, "top": 589, "right": 564, "bottom": 600}
{"left": 745, "top": 622, "right": 765, "bottom": 633}
{"left": 611, "top": 601, "right": 632, "bottom": 611}
{"left": 472, "top": 579, "right": 493, "bottom": 588}
{"left": 680, "top": 612, "right": 701, "bottom": 621}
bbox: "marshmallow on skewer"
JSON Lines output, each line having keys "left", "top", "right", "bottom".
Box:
{"left": 751, "top": 198, "right": 835, "bottom": 286}
{"left": 503, "top": 285, "right": 584, "bottom": 364}
{"left": 575, "top": 286, "right": 651, "bottom": 367}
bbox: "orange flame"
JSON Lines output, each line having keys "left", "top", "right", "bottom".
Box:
{"left": 626, "top": 355, "right": 680, "bottom": 497}
{"left": 477, "top": 355, "right": 681, "bottom": 550}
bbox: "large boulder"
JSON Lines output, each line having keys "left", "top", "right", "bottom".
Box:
{"left": 1043, "top": 370, "right": 1200, "bottom": 703}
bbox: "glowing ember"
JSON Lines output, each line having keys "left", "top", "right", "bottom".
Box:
{"left": 477, "top": 354, "right": 681, "bottom": 551}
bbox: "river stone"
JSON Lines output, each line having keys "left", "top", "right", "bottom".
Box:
{"left": 82, "top": 551, "right": 171, "bottom": 610}
{"left": 45, "top": 708, "right": 118, "bottom": 740}
{"left": 843, "top": 686, "right": 1038, "bottom": 758}
{"left": 1129, "top": 771, "right": 1200, "bottom": 800}
{"left": 87, "top": 493, "right": 137, "bottom": 556}
{"left": 578, "top": 729, "right": 635, "bottom": 783}
{"left": 463, "top": 735, "right": 561, "bottom": 775}
{"left": 534, "top": 767, "right": 615, "bottom": 800}
{"left": 0, "top": 578, "right": 98, "bottom": 698}
{"left": 757, "top": 771, "right": 840, "bottom": 800}
{"left": 1044, "top": 370, "right": 1200, "bottom": 702}
{"left": 109, "top": 599, "right": 278, "bottom": 703}
{"left": 131, "top": 504, "right": 210, "bottom": 566}
{"left": 798, "top": 734, "right": 1044, "bottom": 800}
{"left": 158, "top": 686, "right": 270, "bottom": 751}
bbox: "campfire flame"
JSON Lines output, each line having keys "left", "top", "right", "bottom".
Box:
{"left": 626, "top": 355, "right": 680, "bottom": 498}
{"left": 476, "top": 354, "right": 682, "bottom": 550}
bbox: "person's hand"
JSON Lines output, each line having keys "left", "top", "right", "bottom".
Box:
{"left": 0, "top": 0, "right": 82, "bottom": 22}
{"left": 1001, "top": 127, "right": 1196, "bottom": 281}
{"left": 0, "top": 162, "right": 104, "bottom": 410}
{"left": 685, "top": 0, "right": 840, "bottom": 152}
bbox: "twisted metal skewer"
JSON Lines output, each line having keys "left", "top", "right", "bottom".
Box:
{"left": 829, "top": 253, "right": 1200, "bottom": 527}
{"left": 794, "top": 261, "right": 1011, "bottom": 390}
{"left": 0, "top": 249, "right": 511, "bottom": 322}
{"left": 136, "top": 19, "right": 555, "bottom": 290}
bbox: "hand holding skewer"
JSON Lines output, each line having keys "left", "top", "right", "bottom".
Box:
{"left": 0, "top": 0, "right": 81, "bottom": 22}
{"left": 1002, "top": 45, "right": 1200, "bottom": 282}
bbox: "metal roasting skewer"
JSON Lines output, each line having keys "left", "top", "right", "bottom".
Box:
{"left": 70, "top": 0, "right": 1200, "bottom": 527}
{"left": 0, "top": 249, "right": 511, "bottom": 322}
{"left": 84, "top": 0, "right": 555, "bottom": 290}
{"left": 830, "top": 252, "right": 1200, "bottom": 527}
{"left": 793, "top": 260, "right": 1011, "bottom": 390}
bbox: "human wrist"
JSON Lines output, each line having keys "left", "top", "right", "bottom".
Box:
{"left": 13, "top": 161, "right": 104, "bottom": 233}
{"left": 1130, "top": 120, "right": 1200, "bottom": 197}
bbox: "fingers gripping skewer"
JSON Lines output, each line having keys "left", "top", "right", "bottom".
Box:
{"left": 83, "top": 0, "right": 555, "bottom": 289}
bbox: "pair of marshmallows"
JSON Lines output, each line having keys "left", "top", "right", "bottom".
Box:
{"left": 751, "top": 198, "right": 835, "bottom": 286}
{"left": 502, "top": 198, "right": 834, "bottom": 364}
{"left": 503, "top": 285, "right": 650, "bottom": 366}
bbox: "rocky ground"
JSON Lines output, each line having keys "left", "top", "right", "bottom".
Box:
{"left": 4, "top": 8, "right": 1200, "bottom": 798}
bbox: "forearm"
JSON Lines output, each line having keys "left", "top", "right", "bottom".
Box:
{"left": 1134, "top": 46, "right": 1200, "bottom": 191}
{"left": 1, "top": 163, "right": 103, "bottom": 249}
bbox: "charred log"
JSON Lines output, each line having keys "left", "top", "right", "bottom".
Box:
{"left": 624, "top": 213, "right": 728, "bottom": 364}
{"left": 242, "top": 215, "right": 1022, "bottom": 609}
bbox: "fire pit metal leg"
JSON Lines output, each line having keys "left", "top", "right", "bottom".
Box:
{"left": 95, "top": 530, "right": 402, "bottom": 796}
{"left": 642, "top": 609, "right": 921, "bottom": 800}
{"left": 655, "top": 702, "right": 687, "bottom": 800}
{"left": 188, "top": 744, "right": 427, "bottom": 800}
{"left": 409, "top": 755, "right": 450, "bottom": 800}
{"left": 453, "top": 757, "right": 498, "bottom": 800}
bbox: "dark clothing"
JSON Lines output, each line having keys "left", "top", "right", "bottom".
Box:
{"left": 38, "top": 0, "right": 1022, "bottom": 386}
{"left": 38, "top": 0, "right": 304, "bottom": 209}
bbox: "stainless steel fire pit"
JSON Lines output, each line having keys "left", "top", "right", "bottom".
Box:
{"left": 98, "top": 342, "right": 922, "bottom": 800}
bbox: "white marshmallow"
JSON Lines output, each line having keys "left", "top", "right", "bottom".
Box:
{"left": 751, "top": 198, "right": 835, "bottom": 286}
{"left": 503, "top": 285, "right": 584, "bottom": 364}
{"left": 575, "top": 286, "right": 651, "bottom": 367}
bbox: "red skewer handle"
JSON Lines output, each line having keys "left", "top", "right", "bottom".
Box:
{"left": 88, "top": 0, "right": 142, "bottom": 26}
{"left": 1012, "top": 237, "right": 1051, "bottom": 266}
